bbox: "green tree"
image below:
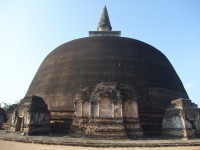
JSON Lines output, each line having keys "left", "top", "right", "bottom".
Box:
{"left": 1, "top": 102, "right": 12, "bottom": 113}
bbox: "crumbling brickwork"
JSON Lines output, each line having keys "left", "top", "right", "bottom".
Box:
{"left": 9, "top": 95, "right": 50, "bottom": 135}
{"left": 25, "top": 6, "right": 189, "bottom": 136}
{"left": 72, "top": 82, "right": 143, "bottom": 139}
{"left": 162, "top": 98, "right": 200, "bottom": 138}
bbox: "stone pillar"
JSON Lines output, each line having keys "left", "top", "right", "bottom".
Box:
{"left": 82, "top": 101, "right": 91, "bottom": 117}
{"left": 180, "top": 108, "right": 188, "bottom": 139}
{"left": 123, "top": 99, "right": 143, "bottom": 138}
{"left": 132, "top": 100, "right": 139, "bottom": 118}
{"left": 91, "top": 101, "right": 99, "bottom": 118}
{"left": 74, "top": 101, "right": 82, "bottom": 117}
{"left": 112, "top": 102, "right": 114, "bottom": 118}
{"left": 114, "top": 101, "right": 122, "bottom": 118}
{"left": 120, "top": 101, "right": 123, "bottom": 118}
{"left": 99, "top": 99, "right": 113, "bottom": 118}
{"left": 98, "top": 101, "right": 99, "bottom": 117}
{"left": 123, "top": 100, "right": 136, "bottom": 118}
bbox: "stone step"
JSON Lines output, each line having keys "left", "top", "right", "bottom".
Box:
{"left": 89, "top": 125, "right": 124, "bottom": 129}
{"left": 86, "top": 134, "right": 127, "bottom": 139}
{"left": 90, "top": 131, "right": 126, "bottom": 137}
{"left": 125, "top": 124, "right": 141, "bottom": 128}
{"left": 89, "top": 118, "right": 124, "bottom": 124}
{"left": 89, "top": 123, "right": 124, "bottom": 127}
{"left": 92, "top": 128, "right": 125, "bottom": 132}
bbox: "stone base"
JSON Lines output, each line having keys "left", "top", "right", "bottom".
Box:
{"left": 8, "top": 126, "right": 16, "bottom": 132}
{"left": 87, "top": 118, "right": 127, "bottom": 138}
{"left": 89, "top": 31, "right": 121, "bottom": 37}
{"left": 72, "top": 117, "right": 143, "bottom": 139}
{"left": 8, "top": 124, "right": 50, "bottom": 135}
{"left": 72, "top": 117, "right": 126, "bottom": 139}
{"left": 140, "top": 110, "right": 164, "bottom": 136}
{"left": 162, "top": 128, "right": 195, "bottom": 138}
{"left": 50, "top": 119, "right": 72, "bottom": 132}
{"left": 24, "top": 125, "right": 50, "bottom": 135}
{"left": 50, "top": 111, "right": 73, "bottom": 132}
{"left": 124, "top": 117, "right": 143, "bottom": 138}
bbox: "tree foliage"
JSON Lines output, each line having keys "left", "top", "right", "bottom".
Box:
{"left": 1, "top": 102, "right": 12, "bottom": 113}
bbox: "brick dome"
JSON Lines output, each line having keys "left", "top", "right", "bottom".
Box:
{"left": 26, "top": 36, "right": 188, "bottom": 111}
{"left": 26, "top": 36, "right": 188, "bottom": 135}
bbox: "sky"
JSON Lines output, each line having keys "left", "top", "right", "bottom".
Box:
{"left": 0, "top": 0, "right": 199, "bottom": 107}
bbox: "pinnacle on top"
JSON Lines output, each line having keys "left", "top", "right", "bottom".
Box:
{"left": 89, "top": 5, "right": 120, "bottom": 37}
{"left": 97, "top": 6, "right": 112, "bottom": 31}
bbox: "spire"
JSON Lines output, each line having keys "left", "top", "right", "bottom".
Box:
{"left": 97, "top": 6, "right": 112, "bottom": 31}
{"left": 89, "top": 5, "right": 121, "bottom": 37}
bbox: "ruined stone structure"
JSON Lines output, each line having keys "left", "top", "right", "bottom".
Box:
{"left": 24, "top": 6, "right": 192, "bottom": 137}
{"left": 0, "top": 107, "right": 7, "bottom": 128}
{"left": 9, "top": 95, "right": 50, "bottom": 135}
{"left": 5, "top": 104, "right": 18, "bottom": 128}
{"left": 72, "top": 82, "right": 143, "bottom": 138}
{"left": 162, "top": 98, "right": 200, "bottom": 138}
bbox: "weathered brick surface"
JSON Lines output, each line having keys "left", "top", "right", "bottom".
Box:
{"left": 25, "top": 30, "right": 188, "bottom": 136}
{"left": 72, "top": 82, "right": 143, "bottom": 139}
{"left": 162, "top": 98, "right": 200, "bottom": 138}
{"left": 9, "top": 96, "right": 50, "bottom": 135}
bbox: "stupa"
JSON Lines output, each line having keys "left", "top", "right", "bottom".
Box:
{"left": 25, "top": 6, "right": 192, "bottom": 136}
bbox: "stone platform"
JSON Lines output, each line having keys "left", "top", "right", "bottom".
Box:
{"left": 0, "top": 130, "right": 200, "bottom": 147}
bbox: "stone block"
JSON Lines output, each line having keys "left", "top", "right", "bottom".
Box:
{"left": 82, "top": 102, "right": 90, "bottom": 117}
{"left": 9, "top": 95, "right": 50, "bottom": 135}
{"left": 99, "top": 98, "right": 114, "bottom": 118}
{"left": 162, "top": 98, "right": 200, "bottom": 138}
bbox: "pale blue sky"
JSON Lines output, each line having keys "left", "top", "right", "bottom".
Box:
{"left": 0, "top": 0, "right": 199, "bottom": 106}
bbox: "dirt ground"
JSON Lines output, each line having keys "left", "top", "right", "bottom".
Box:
{"left": 1, "top": 140, "right": 200, "bottom": 150}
